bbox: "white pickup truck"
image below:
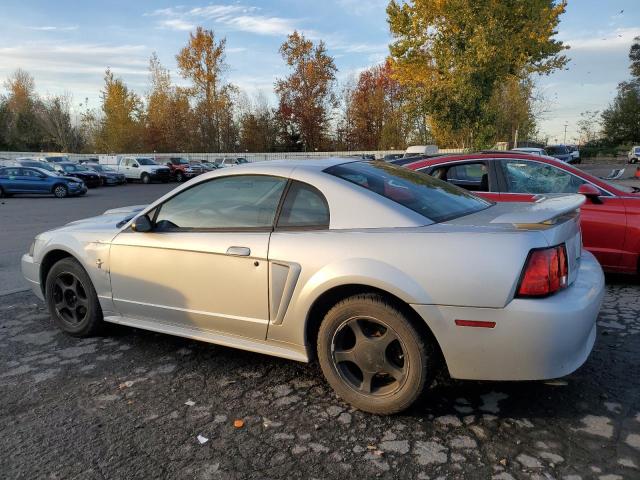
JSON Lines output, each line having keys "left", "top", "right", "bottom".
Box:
{"left": 98, "top": 156, "right": 171, "bottom": 184}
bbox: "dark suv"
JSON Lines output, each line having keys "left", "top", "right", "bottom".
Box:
{"left": 53, "top": 162, "right": 102, "bottom": 188}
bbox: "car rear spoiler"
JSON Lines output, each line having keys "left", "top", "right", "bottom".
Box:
{"left": 490, "top": 194, "right": 585, "bottom": 228}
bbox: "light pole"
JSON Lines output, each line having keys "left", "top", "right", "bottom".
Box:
{"left": 563, "top": 122, "right": 568, "bottom": 144}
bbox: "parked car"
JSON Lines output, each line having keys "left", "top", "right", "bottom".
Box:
{"left": 84, "top": 164, "right": 127, "bottom": 186}
{"left": 99, "top": 156, "right": 171, "bottom": 184}
{"left": 53, "top": 162, "right": 101, "bottom": 188}
{"left": 0, "top": 166, "right": 87, "bottom": 198}
{"left": 214, "top": 157, "right": 242, "bottom": 168}
{"left": 44, "top": 155, "right": 72, "bottom": 163}
{"left": 406, "top": 151, "right": 640, "bottom": 274}
{"left": 628, "top": 146, "right": 640, "bottom": 164}
{"left": 545, "top": 145, "right": 573, "bottom": 163}
{"left": 22, "top": 158, "right": 603, "bottom": 414}
{"left": 198, "top": 161, "right": 221, "bottom": 172}
{"left": 383, "top": 153, "right": 404, "bottom": 162}
{"left": 165, "top": 157, "right": 205, "bottom": 182}
{"left": 511, "top": 147, "right": 548, "bottom": 156}
{"left": 16, "top": 159, "right": 58, "bottom": 173}
{"left": 567, "top": 145, "right": 581, "bottom": 163}
{"left": 403, "top": 145, "right": 438, "bottom": 157}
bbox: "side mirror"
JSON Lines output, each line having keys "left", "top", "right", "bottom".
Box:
{"left": 131, "top": 215, "right": 153, "bottom": 232}
{"left": 132, "top": 163, "right": 139, "bottom": 168}
{"left": 166, "top": 162, "right": 172, "bottom": 166}
{"left": 578, "top": 184, "right": 602, "bottom": 203}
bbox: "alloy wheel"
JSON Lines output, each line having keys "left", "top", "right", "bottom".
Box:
{"left": 52, "top": 272, "right": 89, "bottom": 327}
{"left": 331, "top": 316, "right": 407, "bottom": 396}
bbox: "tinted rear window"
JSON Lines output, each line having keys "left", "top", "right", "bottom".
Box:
{"left": 325, "top": 161, "right": 491, "bottom": 223}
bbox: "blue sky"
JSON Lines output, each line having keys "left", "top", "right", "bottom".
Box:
{"left": 0, "top": 0, "right": 638, "bottom": 144}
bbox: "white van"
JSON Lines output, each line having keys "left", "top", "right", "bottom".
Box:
{"left": 403, "top": 145, "right": 438, "bottom": 158}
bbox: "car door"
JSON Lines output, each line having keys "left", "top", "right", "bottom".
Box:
{"left": 418, "top": 160, "right": 502, "bottom": 202}
{"left": 497, "top": 158, "right": 627, "bottom": 269}
{"left": 109, "top": 174, "right": 288, "bottom": 340}
{"left": 21, "top": 168, "right": 50, "bottom": 192}
{"left": 0, "top": 168, "right": 23, "bottom": 193}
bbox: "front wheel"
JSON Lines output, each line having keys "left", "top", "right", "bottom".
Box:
{"left": 141, "top": 173, "right": 151, "bottom": 184}
{"left": 317, "top": 294, "right": 436, "bottom": 414}
{"left": 176, "top": 171, "right": 184, "bottom": 182}
{"left": 45, "top": 258, "right": 103, "bottom": 337}
{"left": 53, "top": 184, "right": 68, "bottom": 198}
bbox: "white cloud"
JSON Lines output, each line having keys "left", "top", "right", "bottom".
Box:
{"left": 26, "top": 25, "right": 79, "bottom": 31}
{"left": 563, "top": 27, "right": 640, "bottom": 51}
{"left": 335, "top": 0, "right": 388, "bottom": 17}
{"left": 147, "top": 4, "right": 297, "bottom": 36}
{"left": 0, "top": 43, "right": 149, "bottom": 77}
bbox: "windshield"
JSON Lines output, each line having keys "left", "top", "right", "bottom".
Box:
{"left": 325, "top": 161, "right": 491, "bottom": 223}
{"left": 137, "top": 158, "right": 157, "bottom": 165}
{"left": 173, "top": 158, "right": 189, "bottom": 164}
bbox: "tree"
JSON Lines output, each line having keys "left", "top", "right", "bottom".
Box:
{"left": 630, "top": 36, "right": 640, "bottom": 80}
{"left": 600, "top": 39, "right": 640, "bottom": 145}
{"left": 576, "top": 110, "right": 601, "bottom": 144}
{"left": 38, "top": 94, "right": 83, "bottom": 152}
{"left": 489, "top": 76, "right": 538, "bottom": 147}
{"left": 98, "top": 69, "right": 143, "bottom": 152}
{"left": 3, "top": 69, "right": 44, "bottom": 150}
{"left": 601, "top": 81, "right": 640, "bottom": 145}
{"left": 387, "top": 0, "right": 568, "bottom": 148}
{"left": 275, "top": 31, "right": 338, "bottom": 151}
{"left": 238, "top": 92, "right": 278, "bottom": 152}
{"left": 177, "top": 27, "right": 234, "bottom": 152}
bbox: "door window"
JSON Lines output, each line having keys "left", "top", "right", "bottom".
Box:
{"left": 501, "top": 160, "right": 587, "bottom": 194}
{"left": 277, "top": 181, "right": 330, "bottom": 229}
{"left": 425, "top": 162, "right": 489, "bottom": 191}
{"left": 1, "top": 168, "right": 21, "bottom": 177}
{"left": 22, "top": 168, "right": 45, "bottom": 178}
{"left": 154, "top": 175, "right": 287, "bottom": 230}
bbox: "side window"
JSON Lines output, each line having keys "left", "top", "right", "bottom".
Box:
{"left": 422, "top": 162, "right": 488, "bottom": 191}
{"left": 501, "top": 160, "right": 586, "bottom": 194}
{"left": 154, "top": 175, "right": 287, "bottom": 230}
{"left": 277, "top": 181, "right": 330, "bottom": 229}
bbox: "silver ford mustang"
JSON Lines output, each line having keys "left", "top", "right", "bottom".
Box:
{"left": 22, "top": 158, "right": 604, "bottom": 414}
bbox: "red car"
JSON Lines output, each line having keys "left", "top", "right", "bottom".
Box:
{"left": 406, "top": 152, "right": 640, "bottom": 274}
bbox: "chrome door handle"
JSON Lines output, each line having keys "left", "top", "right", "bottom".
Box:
{"left": 226, "top": 246, "right": 251, "bottom": 256}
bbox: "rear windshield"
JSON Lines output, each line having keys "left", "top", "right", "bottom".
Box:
{"left": 325, "top": 161, "right": 491, "bottom": 223}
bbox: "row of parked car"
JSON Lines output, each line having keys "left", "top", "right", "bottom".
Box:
{"left": 0, "top": 155, "right": 250, "bottom": 198}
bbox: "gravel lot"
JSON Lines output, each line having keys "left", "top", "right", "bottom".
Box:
{"left": 1, "top": 167, "right": 640, "bottom": 479}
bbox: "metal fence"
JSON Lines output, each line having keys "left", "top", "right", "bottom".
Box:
{"left": 0, "top": 148, "right": 467, "bottom": 164}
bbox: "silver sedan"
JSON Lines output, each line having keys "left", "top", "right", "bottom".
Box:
{"left": 22, "top": 158, "right": 604, "bottom": 414}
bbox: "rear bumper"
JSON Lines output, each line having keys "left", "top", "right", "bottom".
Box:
{"left": 21, "top": 253, "right": 44, "bottom": 301}
{"left": 412, "top": 250, "right": 604, "bottom": 381}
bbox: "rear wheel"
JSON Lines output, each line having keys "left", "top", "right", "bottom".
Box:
{"left": 141, "top": 173, "right": 151, "bottom": 184}
{"left": 317, "top": 294, "right": 436, "bottom": 414}
{"left": 53, "top": 184, "right": 68, "bottom": 198}
{"left": 0, "top": 186, "right": 4, "bottom": 198}
{"left": 45, "top": 258, "right": 103, "bottom": 337}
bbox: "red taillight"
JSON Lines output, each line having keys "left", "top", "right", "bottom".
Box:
{"left": 517, "top": 245, "right": 568, "bottom": 297}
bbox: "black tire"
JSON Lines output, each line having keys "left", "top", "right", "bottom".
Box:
{"left": 141, "top": 173, "right": 151, "bottom": 184}
{"left": 176, "top": 171, "right": 184, "bottom": 182}
{"left": 53, "top": 184, "right": 68, "bottom": 198}
{"left": 45, "top": 257, "right": 103, "bottom": 337}
{"left": 317, "top": 293, "right": 436, "bottom": 414}
{"left": 0, "top": 186, "right": 4, "bottom": 198}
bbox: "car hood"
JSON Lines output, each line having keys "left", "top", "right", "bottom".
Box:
{"left": 45, "top": 205, "right": 147, "bottom": 235}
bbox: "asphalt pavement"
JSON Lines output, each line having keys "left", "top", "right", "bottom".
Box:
{"left": 1, "top": 282, "right": 639, "bottom": 479}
